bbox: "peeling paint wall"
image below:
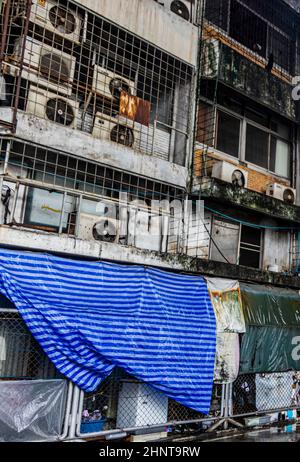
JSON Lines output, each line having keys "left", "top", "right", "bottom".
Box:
{"left": 75, "top": 0, "right": 199, "bottom": 65}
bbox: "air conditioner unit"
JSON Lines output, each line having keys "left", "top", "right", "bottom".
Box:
{"left": 30, "top": 0, "right": 82, "bottom": 44}
{"left": 92, "top": 66, "right": 135, "bottom": 100}
{"left": 154, "top": 0, "right": 195, "bottom": 22}
{"left": 92, "top": 113, "right": 139, "bottom": 149}
{"left": 266, "top": 183, "right": 296, "bottom": 205}
{"left": 26, "top": 86, "right": 79, "bottom": 128}
{"left": 78, "top": 213, "right": 120, "bottom": 243}
{"left": 202, "top": 39, "right": 220, "bottom": 78}
{"left": 13, "top": 36, "right": 76, "bottom": 96}
{"left": 212, "top": 161, "right": 248, "bottom": 188}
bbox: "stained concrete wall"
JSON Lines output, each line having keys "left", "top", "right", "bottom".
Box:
{"left": 75, "top": 0, "right": 199, "bottom": 65}
{"left": 13, "top": 112, "right": 189, "bottom": 188}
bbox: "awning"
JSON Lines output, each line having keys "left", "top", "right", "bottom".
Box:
{"left": 0, "top": 248, "right": 216, "bottom": 414}
{"left": 240, "top": 283, "right": 300, "bottom": 374}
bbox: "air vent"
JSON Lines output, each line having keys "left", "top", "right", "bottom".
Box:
{"left": 40, "top": 52, "right": 71, "bottom": 86}
{"left": 232, "top": 170, "right": 246, "bottom": 188}
{"left": 49, "top": 6, "right": 77, "bottom": 35}
{"left": 93, "top": 218, "right": 119, "bottom": 243}
{"left": 170, "top": 1, "right": 191, "bottom": 21}
{"left": 283, "top": 188, "right": 296, "bottom": 205}
{"left": 110, "top": 124, "right": 135, "bottom": 147}
{"left": 92, "top": 66, "right": 135, "bottom": 101}
{"left": 46, "top": 98, "right": 76, "bottom": 126}
{"left": 109, "top": 78, "right": 132, "bottom": 100}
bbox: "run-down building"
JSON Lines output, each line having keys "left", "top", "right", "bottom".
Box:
{"left": 0, "top": 0, "right": 300, "bottom": 442}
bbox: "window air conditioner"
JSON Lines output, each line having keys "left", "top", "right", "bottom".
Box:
{"left": 266, "top": 183, "right": 296, "bottom": 205}
{"left": 212, "top": 161, "right": 248, "bottom": 188}
{"left": 30, "top": 0, "right": 82, "bottom": 44}
{"left": 92, "top": 66, "right": 135, "bottom": 101}
{"left": 26, "top": 86, "right": 79, "bottom": 128}
{"left": 78, "top": 213, "right": 120, "bottom": 243}
{"left": 13, "top": 36, "right": 76, "bottom": 96}
{"left": 92, "top": 113, "right": 140, "bottom": 149}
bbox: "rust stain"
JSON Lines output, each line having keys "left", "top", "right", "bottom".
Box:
{"left": 120, "top": 91, "right": 151, "bottom": 126}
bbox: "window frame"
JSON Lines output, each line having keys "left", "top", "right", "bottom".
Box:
{"left": 210, "top": 216, "right": 264, "bottom": 270}
{"left": 215, "top": 105, "right": 292, "bottom": 180}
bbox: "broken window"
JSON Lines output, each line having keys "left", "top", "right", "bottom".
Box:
{"left": 239, "top": 225, "right": 262, "bottom": 269}
{"left": 210, "top": 217, "right": 240, "bottom": 264}
{"left": 210, "top": 218, "right": 263, "bottom": 269}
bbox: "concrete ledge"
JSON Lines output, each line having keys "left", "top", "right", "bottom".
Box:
{"left": 9, "top": 112, "right": 188, "bottom": 189}
{"left": 1, "top": 226, "right": 300, "bottom": 289}
{"left": 195, "top": 178, "right": 300, "bottom": 224}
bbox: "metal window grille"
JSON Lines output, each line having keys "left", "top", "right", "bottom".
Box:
{"left": 0, "top": 308, "right": 59, "bottom": 381}
{"left": 0, "top": 0, "right": 194, "bottom": 166}
{"left": 0, "top": 136, "right": 189, "bottom": 254}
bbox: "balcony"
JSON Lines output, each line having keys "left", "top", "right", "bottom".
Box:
{"left": 202, "top": 38, "right": 297, "bottom": 120}
{"left": 193, "top": 149, "right": 300, "bottom": 224}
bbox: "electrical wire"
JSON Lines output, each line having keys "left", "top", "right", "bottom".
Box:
{"left": 204, "top": 205, "right": 300, "bottom": 231}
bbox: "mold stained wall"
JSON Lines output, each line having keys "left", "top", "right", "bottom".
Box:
{"left": 76, "top": 0, "right": 199, "bottom": 66}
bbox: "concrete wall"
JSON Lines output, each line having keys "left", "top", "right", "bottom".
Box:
{"left": 0, "top": 225, "right": 195, "bottom": 272}
{"left": 12, "top": 112, "right": 188, "bottom": 188}
{"left": 76, "top": 0, "right": 199, "bottom": 65}
{"left": 194, "top": 149, "right": 291, "bottom": 195}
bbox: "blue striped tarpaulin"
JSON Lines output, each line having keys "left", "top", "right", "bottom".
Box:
{"left": 0, "top": 248, "right": 216, "bottom": 413}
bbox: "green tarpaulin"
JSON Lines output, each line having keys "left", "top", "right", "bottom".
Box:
{"left": 240, "top": 284, "right": 300, "bottom": 374}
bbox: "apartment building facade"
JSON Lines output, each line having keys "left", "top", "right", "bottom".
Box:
{"left": 1, "top": 0, "right": 300, "bottom": 442}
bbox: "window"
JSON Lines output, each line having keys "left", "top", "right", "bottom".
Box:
{"left": 206, "top": 0, "right": 296, "bottom": 74}
{"left": 239, "top": 225, "right": 262, "bottom": 269}
{"left": 230, "top": 0, "right": 267, "bottom": 58}
{"left": 215, "top": 105, "right": 292, "bottom": 179}
{"left": 245, "top": 125, "right": 269, "bottom": 169}
{"left": 211, "top": 219, "right": 263, "bottom": 269}
{"left": 270, "top": 137, "right": 290, "bottom": 178}
{"left": 216, "top": 111, "right": 240, "bottom": 157}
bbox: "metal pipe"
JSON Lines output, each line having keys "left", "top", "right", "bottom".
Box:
{"left": 0, "top": 0, "right": 12, "bottom": 66}
{"left": 68, "top": 385, "right": 81, "bottom": 439}
{"left": 12, "top": 0, "right": 33, "bottom": 132}
{"left": 58, "top": 192, "right": 67, "bottom": 234}
{"left": 58, "top": 382, "right": 74, "bottom": 441}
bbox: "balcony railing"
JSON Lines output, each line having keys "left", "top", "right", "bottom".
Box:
{"left": 201, "top": 38, "right": 297, "bottom": 120}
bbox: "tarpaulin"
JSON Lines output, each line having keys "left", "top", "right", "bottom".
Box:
{"left": 240, "top": 284, "right": 300, "bottom": 374}
{"left": 0, "top": 248, "right": 216, "bottom": 414}
{"left": 0, "top": 380, "right": 67, "bottom": 442}
{"left": 206, "top": 278, "right": 245, "bottom": 333}
{"left": 206, "top": 278, "right": 244, "bottom": 383}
